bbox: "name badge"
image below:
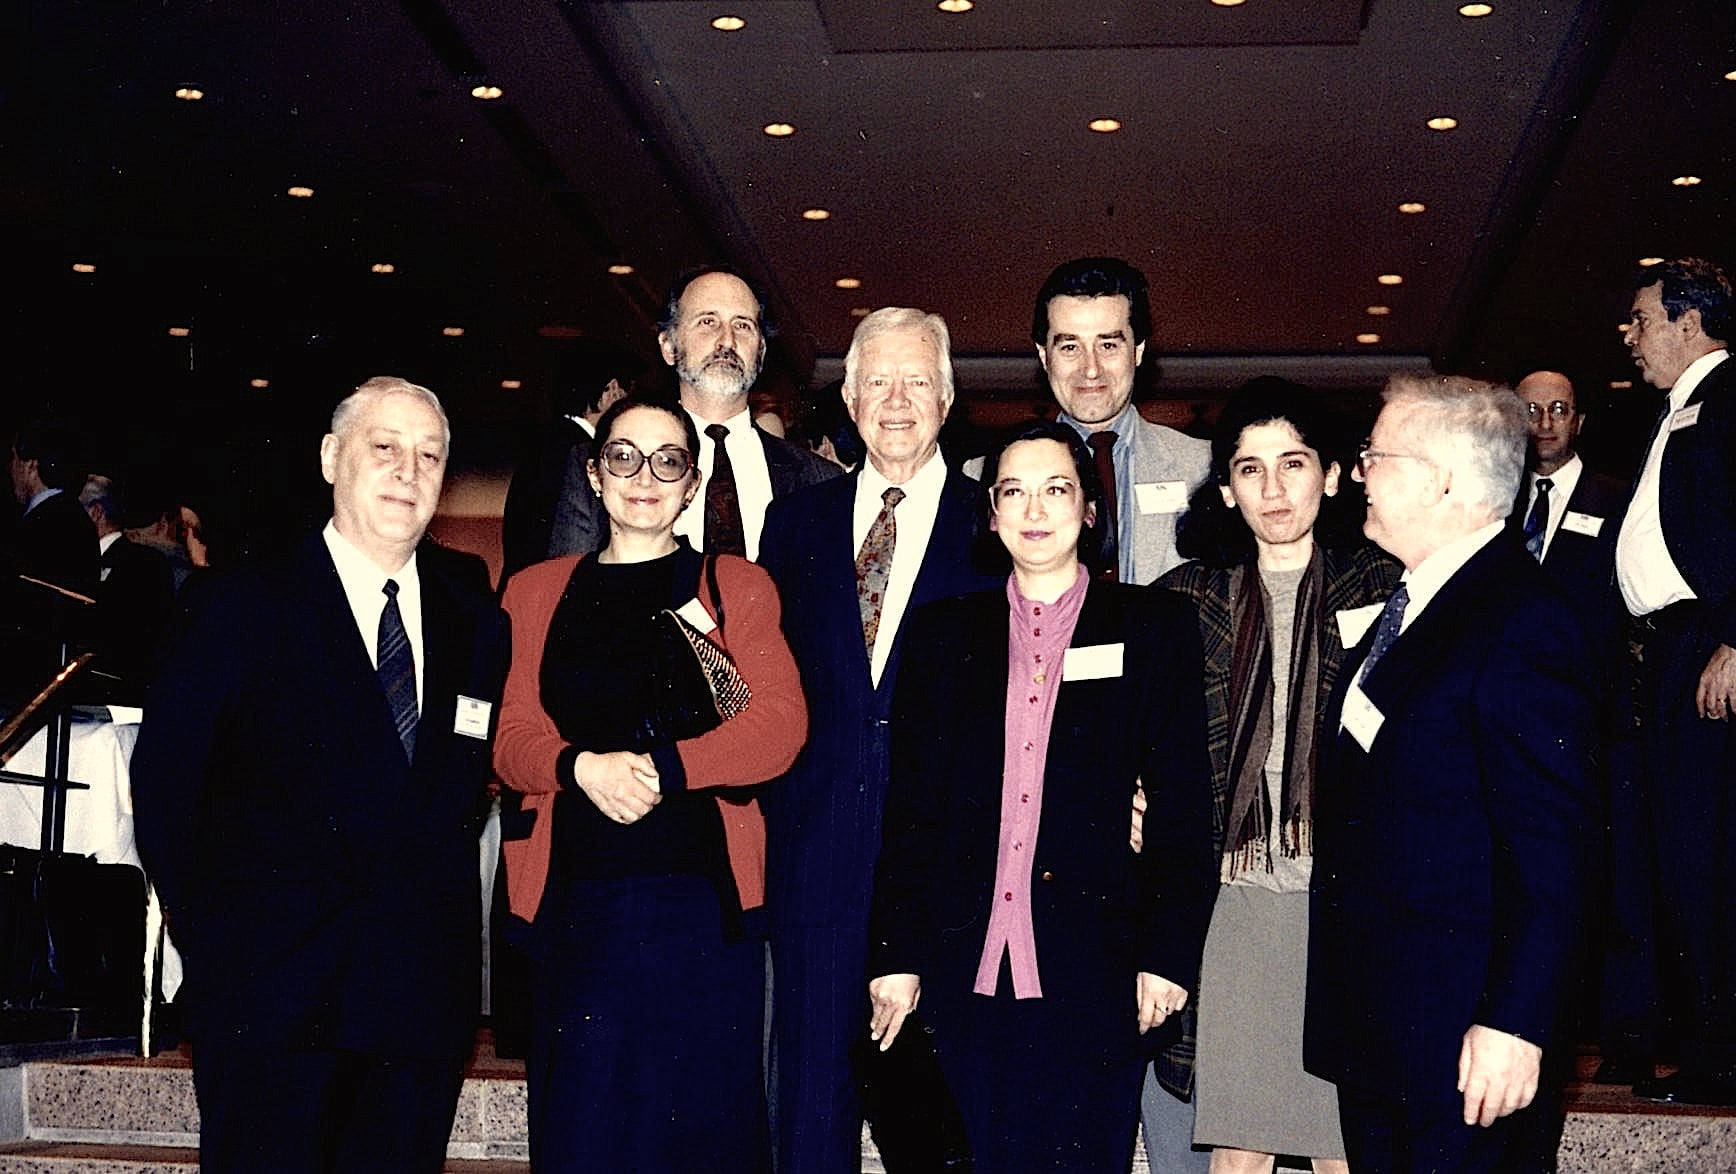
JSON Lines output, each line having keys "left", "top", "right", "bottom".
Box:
{"left": 1336, "top": 603, "right": 1384, "bottom": 649}
{"left": 454, "top": 696, "right": 493, "bottom": 740}
{"left": 1340, "top": 681, "right": 1385, "bottom": 752}
{"left": 1671, "top": 403, "right": 1703, "bottom": 431}
{"left": 1134, "top": 480, "right": 1189, "bottom": 515}
{"left": 675, "top": 597, "right": 716, "bottom": 634}
{"left": 1561, "top": 510, "right": 1604, "bottom": 538}
{"left": 1062, "top": 642, "right": 1124, "bottom": 681}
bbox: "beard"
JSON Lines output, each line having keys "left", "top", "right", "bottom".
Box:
{"left": 675, "top": 341, "right": 760, "bottom": 402}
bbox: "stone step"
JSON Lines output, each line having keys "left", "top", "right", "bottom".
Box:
{"left": 0, "top": 1142, "right": 530, "bottom": 1172}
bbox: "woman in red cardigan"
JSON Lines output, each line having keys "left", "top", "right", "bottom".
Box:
{"left": 495, "top": 397, "right": 806, "bottom": 1173}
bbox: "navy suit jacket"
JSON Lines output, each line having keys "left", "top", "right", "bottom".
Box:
{"left": 1306, "top": 535, "right": 1600, "bottom": 1103}
{"left": 758, "top": 466, "right": 998, "bottom": 929}
{"left": 869, "top": 582, "right": 1216, "bottom": 1059}
{"left": 1649, "top": 355, "right": 1736, "bottom": 645}
{"left": 1511, "top": 467, "right": 1630, "bottom": 671}
{"left": 133, "top": 532, "right": 509, "bottom": 1060}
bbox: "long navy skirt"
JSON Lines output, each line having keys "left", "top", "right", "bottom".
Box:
{"left": 527, "top": 872, "right": 769, "bottom": 1172}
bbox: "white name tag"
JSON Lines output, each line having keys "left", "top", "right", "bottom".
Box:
{"left": 454, "top": 696, "right": 493, "bottom": 740}
{"left": 675, "top": 597, "right": 716, "bottom": 634}
{"left": 1671, "top": 403, "right": 1703, "bottom": 431}
{"left": 1336, "top": 603, "right": 1384, "bottom": 650}
{"left": 1134, "top": 480, "right": 1189, "bottom": 515}
{"left": 1340, "top": 681, "right": 1385, "bottom": 752}
{"left": 1561, "top": 510, "right": 1604, "bottom": 537}
{"left": 1062, "top": 642, "right": 1124, "bottom": 681}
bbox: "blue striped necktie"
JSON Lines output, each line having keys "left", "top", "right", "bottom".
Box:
{"left": 379, "top": 579, "right": 418, "bottom": 762}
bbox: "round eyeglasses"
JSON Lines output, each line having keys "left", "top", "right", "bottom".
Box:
{"left": 597, "top": 440, "right": 694, "bottom": 482}
{"left": 990, "top": 478, "right": 1080, "bottom": 512}
{"left": 1524, "top": 400, "right": 1576, "bottom": 422}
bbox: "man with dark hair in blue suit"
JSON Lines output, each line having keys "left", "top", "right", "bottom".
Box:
{"left": 1307, "top": 373, "right": 1599, "bottom": 1172}
{"left": 759, "top": 307, "right": 998, "bottom": 1173}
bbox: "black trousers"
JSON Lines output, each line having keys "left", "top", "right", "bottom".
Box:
{"left": 1336, "top": 1084, "right": 1520, "bottom": 1174}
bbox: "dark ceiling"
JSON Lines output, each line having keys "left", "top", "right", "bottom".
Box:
{"left": 5, "top": 0, "right": 1733, "bottom": 506}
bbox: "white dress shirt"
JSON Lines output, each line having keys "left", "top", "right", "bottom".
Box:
{"left": 323, "top": 521, "right": 426, "bottom": 711}
{"left": 1616, "top": 349, "right": 1728, "bottom": 616}
{"left": 1523, "top": 453, "right": 1584, "bottom": 561}
{"left": 854, "top": 450, "right": 948, "bottom": 688}
{"left": 674, "top": 405, "right": 776, "bottom": 561}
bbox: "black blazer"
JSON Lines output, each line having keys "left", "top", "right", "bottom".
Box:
{"left": 501, "top": 417, "right": 588, "bottom": 582}
{"left": 758, "top": 467, "right": 998, "bottom": 928}
{"left": 1306, "top": 536, "right": 1600, "bottom": 1104}
{"left": 870, "top": 581, "right": 1216, "bottom": 1059}
{"left": 2, "top": 490, "right": 101, "bottom": 697}
{"left": 90, "top": 535, "right": 176, "bottom": 701}
{"left": 133, "top": 532, "right": 510, "bottom": 1060}
{"left": 759, "top": 424, "right": 842, "bottom": 497}
{"left": 1510, "top": 466, "right": 1630, "bottom": 667}
{"left": 1651, "top": 355, "right": 1736, "bottom": 645}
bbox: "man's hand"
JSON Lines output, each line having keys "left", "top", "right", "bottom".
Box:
{"left": 573, "top": 750, "right": 661, "bottom": 824}
{"left": 1136, "top": 972, "right": 1187, "bottom": 1034}
{"left": 1457, "top": 1024, "right": 1541, "bottom": 1126}
{"left": 1130, "top": 780, "right": 1147, "bottom": 854}
{"left": 868, "top": 973, "right": 921, "bottom": 1052}
{"left": 1697, "top": 644, "right": 1736, "bottom": 720}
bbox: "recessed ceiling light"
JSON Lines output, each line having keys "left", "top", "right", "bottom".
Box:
{"left": 287, "top": 185, "right": 314, "bottom": 198}
{"left": 1458, "top": 3, "right": 1493, "bottom": 16}
{"left": 834, "top": 277, "right": 862, "bottom": 290}
{"left": 712, "top": 15, "right": 746, "bottom": 30}
{"left": 937, "top": 0, "right": 974, "bottom": 11}
{"left": 1366, "top": 305, "right": 1392, "bottom": 316}
{"left": 167, "top": 326, "right": 191, "bottom": 337}
{"left": 1726, "top": 69, "right": 1736, "bottom": 82}
{"left": 1426, "top": 116, "right": 1458, "bottom": 131}
{"left": 442, "top": 326, "right": 465, "bottom": 337}
{"left": 1356, "top": 333, "right": 1381, "bottom": 345}
{"left": 763, "top": 122, "right": 796, "bottom": 138}
{"left": 71, "top": 262, "right": 96, "bottom": 274}
{"left": 801, "top": 208, "right": 832, "bottom": 221}
{"left": 1610, "top": 380, "right": 1634, "bottom": 389}
{"left": 607, "top": 263, "right": 635, "bottom": 276}
{"left": 1672, "top": 175, "right": 1702, "bottom": 186}
{"left": 1639, "top": 256, "right": 1664, "bottom": 267}
{"left": 1397, "top": 201, "right": 1427, "bottom": 214}
{"left": 249, "top": 378, "right": 270, "bottom": 389}
{"left": 1088, "top": 118, "right": 1122, "bottom": 133}
{"left": 500, "top": 379, "right": 523, "bottom": 390}
{"left": 850, "top": 307, "right": 871, "bottom": 317}
{"left": 1211, "top": 0, "right": 1247, "bottom": 6}
{"left": 1377, "top": 274, "right": 1404, "bottom": 286}
{"left": 470, "top": 84, "right": 503, "bottom": 101}
{"left": 174, "top": 87, "right": 204, "bottom": 102}
{"left": 370, "top": 262, "right": 396, "bottom": 274}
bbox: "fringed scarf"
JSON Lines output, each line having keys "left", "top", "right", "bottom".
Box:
{"left": 1220, "top": 549, "right": 1324, "bottom": 882}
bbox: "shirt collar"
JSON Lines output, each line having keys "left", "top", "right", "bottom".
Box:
{"left": 858, "top": 446, "right": 947, "bottom": 503}
{"left": 1670, "top": 348, "right": 1730, "bottom": 409}
{"left": 322, "top": 519, "right": 419, "bottom": 588}
{"left": 685, "top": 404, "right": 754, "bottom": 442}
{"left": 24, "top": 486, "right": 61, "bottom": 514}
{"left": 1401, "top": 520, "right": 1505, "bottom": 617}
{"left": 1059, "top": 403, "right": 1136, "bottom": 448}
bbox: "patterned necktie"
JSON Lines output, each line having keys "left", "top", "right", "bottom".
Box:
{"left": 1087, "top": 431, "right": 1120, "bottom": 581}
{"left": 856, "top": 487, "right": 906, "bottom": 653}
{"left": 378, "top": 579, "right": 418, "bottom": 762}
{"left": 1358, "top": 583, "right": 1410, "bottom": 685}
{"left": 1522, "top": 477, "right": 1553, "bottom": 561}
{"left": 704, "top": 423, "right": 747, "bottom": 557}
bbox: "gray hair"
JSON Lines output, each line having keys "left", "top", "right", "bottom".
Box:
{"left": 79, "top": 474, "right": 118, "bottom": 518}
{"left": 842, "top": 308, "right": 955, "bottom": 401}
{"left": 1381, "top": 372, "right": 1526, "bottom": 519}
{"left": 330, "top": 376, "right": 451, "bottom": 447}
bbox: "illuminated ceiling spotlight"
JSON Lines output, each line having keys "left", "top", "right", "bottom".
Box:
{"left": 500, "top": 379, "right": 523, "bottom": 390}
{"left": 174, "top": 86, "right": 204, "bottom": 101}
{"left": 1366, "top": 305, "right": 1392, "bottom": 316}
{"left": 249, "top": 378, "right": 271, "bottom": 389}
{"left": 850, "top": 307, "right": 872, "bottom": 317}
{"left": 370, "top": 262, "right": 396, "bottom": 274}
{"left": 1088, "top": 118, "right": 1122, "bottom": 133}
{"left": 286, "top": 185, "right": 315, "bottom": 198}
{"left": 712, "top": 15, "right": 746, "bottom": 30}
{"left": 1458, "top": 3, "right": 1493, "bottom": 16}
{"left": 1211, "top": 0, "right": 1248, "bottom": 7}
{"left": 1639, "top": 256, "right": 1664, "bottom": 267}
{"left": 470, "top": 84, "right": 504, "bottom": 101}
{"left": 1609, "top": 380, "right": 1634, "bottom": 389}
{"left": 1397, "top": 201, "right": 1427, "bottom": 214}
{"left": 801, "top": 208, "right": 832, "bottom": 221}
{"left": 441, "top": 326, "right": 465, "bottom": 337}
{"left": 937, "top": 0, "right": 974, "bottom": 11}
{"left": 1726, "top": 69, "right": 1736, "bottom": 82}
{"left": 1377, "top": 273, "right": 1404, "bottom": 286}
{"left": 1355, "top": 333, "right": 1382, "bottom": 345}
{"left": 71, "top": 262, "right": 97, "bottom": 274}
{"left": 834, "top": 277, "right": 863, "bottom": 290}
{"left": 607, "top": 263, "right": 635, "bottom": 276}
{"left": 1672, "top": 175, "right": 1702, "bottom": 186}
{"left": 167, "top": 326, "right": 191, "bottom": 337}
{"left": 1426, "top": 116, "right": 1458, "bottom": 131}
{"left": 763, "top": 122, "right": 796, "bottom": 138}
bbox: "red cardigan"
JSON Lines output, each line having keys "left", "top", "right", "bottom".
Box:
{"left": 494, "top": 552, "right": 807, "bottom": 921}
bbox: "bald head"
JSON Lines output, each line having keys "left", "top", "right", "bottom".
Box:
{"left": 1514, "top": 370, "right": 1581, "bottom": 476}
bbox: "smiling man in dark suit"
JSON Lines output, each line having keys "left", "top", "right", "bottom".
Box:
{"left": 759, "top": 308, "right": 999, "bottom": 1173}
{"left": 133, "top": 376, "right": 509, "bottom": 1173}
{"left": 1307, "top": 373, "right": 1599, "bottom": 1172}
{"left": 1615, "top": 257, "right": 1736, "bottom": 1106}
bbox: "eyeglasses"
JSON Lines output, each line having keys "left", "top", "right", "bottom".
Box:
{"left": 990, "top": 478, "right": 1080, "bottom": 512}
{"left": 597, "top": 440, "right": 694, "bottom": 482}
{"left": 1356, "top": 445, "right": 1432, "bottom": 474}
{"left": 1524, "top": 400, "right": 1576, "bottom": 422}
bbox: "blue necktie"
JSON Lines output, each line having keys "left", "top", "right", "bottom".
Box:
{"left": 1522, "top": 477, "right": 1553, "bottom": 561}
{"left": 1359, "top": 583, "right": 1410, "bottom": 685}
{"left": 379, "top": 579, "right": 418, "bottom": 762}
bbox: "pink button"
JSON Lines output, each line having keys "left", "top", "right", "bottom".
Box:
{"left": 1003, "top": 891, "right": 1012, "bottom": 901}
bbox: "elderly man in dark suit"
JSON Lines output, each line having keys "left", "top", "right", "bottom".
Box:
{"left": 132, "top": 376, "right": 510, "bottom": 1173}
{"left": 1307, "top": 374, "right": 1599, "bottom": 1172}
{"left": 1615, "top": 257, "right": 1736, "bottom": 1106}
{"left": 659, "top": 265, "right": 838, "bottom": 559}
{"left": 759, "top": 308, "right": 999, "bottom": 1173}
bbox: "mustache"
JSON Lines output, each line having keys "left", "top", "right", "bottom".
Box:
{"left": 704, "top": 347, "right": 745, "bottom": 371}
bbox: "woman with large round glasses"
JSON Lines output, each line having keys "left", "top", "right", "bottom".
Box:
{"left": 868, "top": 419, "right": 1215, "bottom": 1172}
{"left": 1156, "top": 378, "right": 1399, "bottom": 1174}
{"left": 494, "top": 396, "right": 807, "bottom": 1172}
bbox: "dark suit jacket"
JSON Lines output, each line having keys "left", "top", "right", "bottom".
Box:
{"left": 2, "top": 490, "right": 101, "bottom": 697}
{"left": 758, "top": 468, "right": 998, "bottom": 928}
{"left": 501, "top": 418, "right": 588, "bottom": 581}
{"left": 1651, "top": 355, "right": 1736, "bottom": 645}
{"left": 1306, "top": 535, "right": 1600, "bottom": 1104}
{"left": 91, "top": 535, "right": 176, "bottom": 702}
{"left": 869, "top": 582, "right": 1216, "bottom": 1060}
{"left": 132, "top": 532, "right": 510, "bottom": 1061}
{"left": 758, "top": 423, "right": 841, "bottom": 499}
{"left": 1510, "top": 465, "right": 1630, "bottom": 668}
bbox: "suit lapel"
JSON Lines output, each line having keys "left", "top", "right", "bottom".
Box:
{"left": 759, "top": 426, "right": 798, "bottom": 496}
{"left": 414, "top": 566, "right": 474, "bottom": 776}
{"left": 1359, "top": 539, "right": 1513, "bottom": 717}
